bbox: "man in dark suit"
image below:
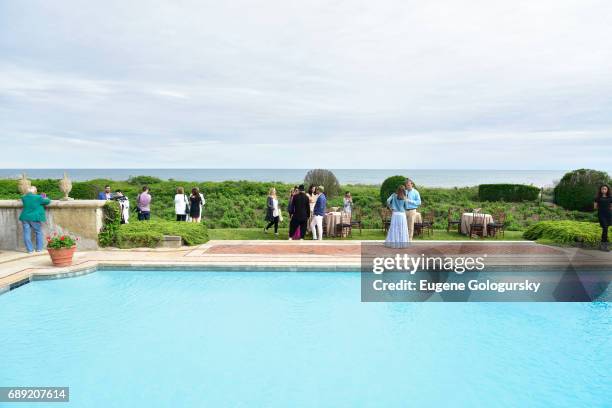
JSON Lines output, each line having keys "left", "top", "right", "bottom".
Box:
{"left": 289, "top": 185, "right": 310, "bottom": 240}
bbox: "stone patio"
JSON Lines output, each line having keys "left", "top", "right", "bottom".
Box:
{"left": 1, "top": 240, "right": 611, "bottom": 294}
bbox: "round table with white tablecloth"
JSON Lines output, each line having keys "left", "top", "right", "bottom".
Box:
{"left": 460, "top": 212, "right": 494, "bottom": 236}
{"left": 324, "top": 211, "right": 352, "bottom": 237}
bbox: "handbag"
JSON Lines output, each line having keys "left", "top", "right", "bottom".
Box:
{"left": 184, "top": 195, "right": 191, "bottom": 213}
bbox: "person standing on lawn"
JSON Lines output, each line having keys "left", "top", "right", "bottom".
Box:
{"left": 594, "top": 184, "right": 611, "bottom": 252}
{"left": 311, "top": 186, "right": 326, "bottom": 240}
{"left": 19, "top": 186, "right": 51, "bottom": 254}
{"left": 264, "top": 187, "right": 282, "bottom": 236}
{"left": 385, "top": 185, "right": 411, "bottom": 248}
{"left": 136, "top": 186, "right": 152, "bottom": 221}
{"left": 306, "top": 185, "right": 319, "bottom": 235}
{"left": 174, "top": 187, "right": 189, "bottom": 222}
{"left": 189, "top": 187, "right": 205, "bottom": 223}
{"left": 404, "top": 178, "right": 422, "bottom": 240}
{"left": 289, "top": 185, "right": 310, "bottom": 240}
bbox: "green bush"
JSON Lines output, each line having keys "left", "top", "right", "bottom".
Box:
{"left": 554, "top": 169, "right": 610, "bottom": 211}
{"left": 127, "top": 175, "right": 163, "bottom": 186}
{"left": 99, "top": 201, "right": 121, "bottom": 247}
{"left": 380, "top": 175, "right": 406, "bottom": 205}
{"left": 523, "top": 221, "right": 601, "bottom": 247}
{"left": 303, "top": 169, "right": 341, "bottom": 198}
{"left": 114, "top": 220, "right": 209, "bottom": 248}
{"left": 478, "top": 184, "right": 540, "bottom": 202}
{"left": 116, "top": 230, "right": 163, "bottom": 248}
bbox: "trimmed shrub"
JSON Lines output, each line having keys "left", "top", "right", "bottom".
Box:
{"left": 380, "top": 175, "right": 406, "bottom": 205}
{"left": 114, "top": 220, "right": 209, "bottom": 248}
{"left": 554, "top": 169, "right": 610, "bottom": 211}
{"left": 478, "top": 184, "right": 540, "bottom": 202}
{"left": 523, "top": 221, "right": 601, "bottom": 247}
{"left": 116, "top": 230, "right": 163, "bottom": 248}
{"left": 303, "top": 169, "right": 341, "bottom": 198}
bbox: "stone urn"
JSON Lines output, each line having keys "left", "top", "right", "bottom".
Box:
{"left": 18, "top": 173, "right": 31, "bottom": 195}
{"left": 59, "top": 172, "right": 74, "bottom": 201}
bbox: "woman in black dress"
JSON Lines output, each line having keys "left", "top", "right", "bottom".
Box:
{"left": 189, "top": 187, "right": 203, "bottom": 223}
{"left": 594, "top": 184, "right": 611, "bottom": 251}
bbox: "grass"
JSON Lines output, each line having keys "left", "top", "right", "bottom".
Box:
{"left": 208, "top": 228, "right": 527, "bottom": 241}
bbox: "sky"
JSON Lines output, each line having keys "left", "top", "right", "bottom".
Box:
{"left": 1, "top": 0, "right": 611, "bottom": 169}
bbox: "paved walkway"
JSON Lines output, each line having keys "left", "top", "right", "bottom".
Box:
{"left": 1, "top": 240, "right": 611, "bottom": 293}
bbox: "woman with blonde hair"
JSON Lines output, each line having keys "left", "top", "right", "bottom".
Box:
{"left": 385, "top": 185, "right": 411, "bottom": 248}
{"left": 264, "top": 187, "right": 282, "bottom": 236}
{"left": 174, "top": 186, "right": 189, "bottom": 221}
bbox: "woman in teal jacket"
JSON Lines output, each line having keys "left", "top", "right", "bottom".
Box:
{"left": 19, "top": 186, "right": 51, "bottom": 253}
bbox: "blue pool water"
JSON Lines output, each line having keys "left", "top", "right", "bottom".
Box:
{"left": 1, "top": 271, "right": 610, "bottom": 407}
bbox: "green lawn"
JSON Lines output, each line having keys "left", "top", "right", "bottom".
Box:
{"left": 208, "top": 228, "right": 527, "bottom": 241}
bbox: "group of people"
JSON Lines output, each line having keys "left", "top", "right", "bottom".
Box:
{"left": 265, "top": 184, "right": 334, "bottom": 240}
{"left": 173, "top": 187, "right": 205, "bottom": 223}
{"left": 15, "top": 180, "right": 611, "bottom": 253}
{"left": 97, "top": 185, "right": 205, "bottom": 223}
{"left": 384, "top": 178, "right": 422, "bottom": 248}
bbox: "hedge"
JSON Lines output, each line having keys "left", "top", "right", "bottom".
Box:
{"left": 478, "top": 184, "right": 540, "bottom": 202}
{"left": 113, "top": 220, "right": 209, "bottom": 248}
{"left": 554, "top": 169, "right": 610, "bottom": 211}
{"left": 523, "top": 221, "right": 601, "bottom": 247}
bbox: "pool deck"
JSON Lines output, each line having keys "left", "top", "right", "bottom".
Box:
{"left": 1, "top": 240, "right": 611, "bottom": 293}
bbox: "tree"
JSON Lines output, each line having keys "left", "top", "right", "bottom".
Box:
{"left": 303, "top": 169, "right": 341, "bottom": 198}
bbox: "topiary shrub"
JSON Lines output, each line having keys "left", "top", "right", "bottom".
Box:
{"left": 523, "top": 220, "right": 601, "bottom": 247}
{"left": 554, "top": 169, "right": 610, "bottom": 211}
{"left": 380, "top": 175, "right": 406, "bottom": 205}
{"left": 478, "top": 184, "right": 540, "bottom": 202}
{"left": 303, "top": 169, "right": 341, "bottom": 198}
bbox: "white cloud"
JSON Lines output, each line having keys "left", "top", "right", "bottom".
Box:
{"left": 0, "top": 0, "right": 611, "bottom": 168}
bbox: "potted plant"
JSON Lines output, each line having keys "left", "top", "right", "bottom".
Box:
{"left": 46, "top": 233, "right": 78, "bottom": 267}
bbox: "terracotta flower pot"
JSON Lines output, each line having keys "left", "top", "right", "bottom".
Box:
{"left": 47, "top": 246, "right": 77, "bottom": 267}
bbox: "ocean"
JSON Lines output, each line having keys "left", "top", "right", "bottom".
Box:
{"left": 0, "top": 169, "right": 581, "bottom": 187}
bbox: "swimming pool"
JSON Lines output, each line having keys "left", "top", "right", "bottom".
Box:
{"left": 1, "top": 270, "right": 610, "bottom": 407}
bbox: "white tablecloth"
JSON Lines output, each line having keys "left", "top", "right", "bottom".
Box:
{"left": 324, "top": 212, "right": 351, "bottom": 237}
{"left": 460, "top": 213, "right": 494, "bottom": 236}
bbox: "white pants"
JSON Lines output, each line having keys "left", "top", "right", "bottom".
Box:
{"left": 311, "top": 215, "right": 323, "bottom": 240}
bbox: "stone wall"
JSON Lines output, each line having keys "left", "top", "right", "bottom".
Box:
{"left": 0, "top": 200, "right": 106, "bottom": 251}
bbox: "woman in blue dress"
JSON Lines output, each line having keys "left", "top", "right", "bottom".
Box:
{"left": 385, "top": 185, "right": 411, "bottom": 248}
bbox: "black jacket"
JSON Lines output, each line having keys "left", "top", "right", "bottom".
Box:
{"left": 290, "top": 192, "right": 310, "bottom": 221}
